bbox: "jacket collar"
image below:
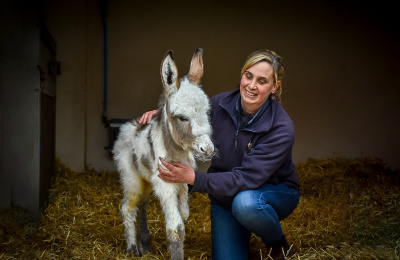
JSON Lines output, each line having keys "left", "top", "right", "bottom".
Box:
{"left": 219, "top": 89, "right": 275, "bottom": 133}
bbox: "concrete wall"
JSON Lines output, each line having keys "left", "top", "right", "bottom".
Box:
{"left": 0, "top": 1, "right": 41, "bottom": 220}
{"left": 44, "top": 0, "right": 400, "bottom": 171}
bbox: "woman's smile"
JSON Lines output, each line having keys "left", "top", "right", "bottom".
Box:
{"left": 245, "top": 90, "right": 257, "bottom": 97}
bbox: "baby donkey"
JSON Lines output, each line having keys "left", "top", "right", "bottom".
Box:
{"left": 113, "top": 48, "right": 214, "bottom": 259}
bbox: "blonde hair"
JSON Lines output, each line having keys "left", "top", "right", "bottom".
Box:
{"left": 240, "top": 50, "right": 284, "bottom": 102}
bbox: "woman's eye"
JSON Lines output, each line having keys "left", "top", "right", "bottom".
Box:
{"left": 178, "top": 116, "right": 189, "bottom": 122}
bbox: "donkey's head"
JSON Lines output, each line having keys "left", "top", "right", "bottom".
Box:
{"left": 160, "top": 48, "right": 214, "bottom": 161}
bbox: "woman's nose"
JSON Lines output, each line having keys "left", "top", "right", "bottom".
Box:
{"left": 248, "top": 80, "right": 257, "bottom": 89}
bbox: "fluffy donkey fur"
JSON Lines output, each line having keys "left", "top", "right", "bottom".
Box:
{"left": 113, "top": 48, "right": 214, "bottom": 260}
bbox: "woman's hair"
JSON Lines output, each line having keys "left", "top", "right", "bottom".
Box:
{"left": 240, "top": 50, "right": 284, "bottom": 102}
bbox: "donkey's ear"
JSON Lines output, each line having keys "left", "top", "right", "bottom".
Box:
{"left": 161, "top": 50, "right": 180, "bottom": 96}
{"left": 187, "top": 48, "right": 204, "bottom": 85}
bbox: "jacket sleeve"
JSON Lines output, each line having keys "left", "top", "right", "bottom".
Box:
{"left": 190, "top": 124, "right": 295, "bottom": 197}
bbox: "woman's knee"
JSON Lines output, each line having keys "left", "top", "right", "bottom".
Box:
{"left": 232, "top": 191, "right": 258, "bottom": 220}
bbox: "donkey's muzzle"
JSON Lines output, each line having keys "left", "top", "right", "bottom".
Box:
{"left": 200, "top": 145, "right": 214, "bottom": 157}
{"left": 193, "top": 134, "right": 215, "bottom": 161}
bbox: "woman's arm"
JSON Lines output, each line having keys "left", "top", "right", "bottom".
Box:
{"left": 191, "top": 129, "right": 296, "bottom": 197}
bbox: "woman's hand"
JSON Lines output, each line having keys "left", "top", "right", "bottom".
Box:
{"left": 158, "top": 158, "right": 195, "bottom": 185}
{"left": 138, "top": 110, "right": 158, "bottom": 125}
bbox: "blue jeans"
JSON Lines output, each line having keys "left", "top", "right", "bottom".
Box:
{"left": 211, "top": 184, "right": 300, "bottom": 260}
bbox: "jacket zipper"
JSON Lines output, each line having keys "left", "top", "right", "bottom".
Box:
{"left": 235, "top": 116, "right": 241, "bottom": 151}
{"left": 234, "top": 129, "right": 239, "bottom": 151}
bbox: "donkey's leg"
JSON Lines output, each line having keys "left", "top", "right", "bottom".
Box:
{"left": 136, "top": 181, "right": 153, "bottom": 255}
{"left": 178, "top": 184, "right": 189, "bottom": 223}
{"left": 120, "top": 194, "right": 140, "bottom": 256}
{"left": 152, "top": 179, "right": 185, "bottom": 260}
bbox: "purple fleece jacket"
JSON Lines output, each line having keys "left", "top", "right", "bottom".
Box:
{"left": 190, "top": 89, "right": 300, "bottom": 207}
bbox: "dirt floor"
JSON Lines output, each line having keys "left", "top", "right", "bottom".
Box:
{"left": 1, "top": 157, "right": 399, "bottom": 259}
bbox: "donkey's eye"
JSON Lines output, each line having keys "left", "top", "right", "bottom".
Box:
{"left": 178, "top": 116, "right": 189, "bottom": 122}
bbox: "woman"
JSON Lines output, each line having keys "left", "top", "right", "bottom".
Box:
{"left": 139, "top": 50, "right": 300, "bottom": 260}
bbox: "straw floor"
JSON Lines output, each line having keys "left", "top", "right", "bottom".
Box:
{"left": 1, "top": 157, "right": 399, "bottom": 259}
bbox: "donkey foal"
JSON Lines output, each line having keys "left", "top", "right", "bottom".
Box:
{"left": 113, "top": 48, "right": 214, "bottom": 260}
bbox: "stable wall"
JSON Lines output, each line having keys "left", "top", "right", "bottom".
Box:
{"left": 43, "top": 0, "right": 87, "bottom": 170}
{"left": 44, "top": 0, "right": 400, "bottom": 171}
{"left": 1, "top": 1, "right": 57, "bottom": 222}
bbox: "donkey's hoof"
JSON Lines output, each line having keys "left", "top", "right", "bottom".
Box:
{"left": 127, "top": 245, "right": 140, "bottom": 257}
{"left": 139, "top": 243, "right": 151, "bottom": 256}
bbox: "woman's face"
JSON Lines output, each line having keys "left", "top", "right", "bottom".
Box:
{"left": 240, "top": 61, "right": 279, "bottom": 115}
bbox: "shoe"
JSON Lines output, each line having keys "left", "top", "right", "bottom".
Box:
{"left": 267, "top": 246, "right": 293, "bottom": 259}
{"left": 267, "top": 247, "right": 285, "bottom": 260}
{"left": 267, "top": 236, "right": 294, "bottom": 259}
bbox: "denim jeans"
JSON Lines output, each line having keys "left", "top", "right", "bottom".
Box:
{"left": 211, "top": 183, "right": 300, "bottom": 260}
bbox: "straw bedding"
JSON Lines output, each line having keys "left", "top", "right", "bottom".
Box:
{"left": 1, "top": 157, "right": 399, "bottom": 259}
